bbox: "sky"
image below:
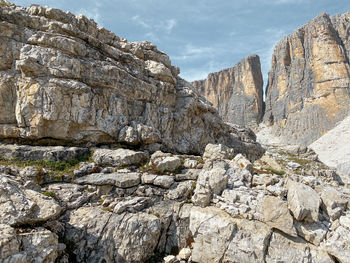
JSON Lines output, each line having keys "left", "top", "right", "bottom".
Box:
{"left": 11, "top": 0, "right": 350, "bottom": 86}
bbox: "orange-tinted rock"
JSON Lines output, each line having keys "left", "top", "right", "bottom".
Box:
{"left": 264, "top": 12, "right": 350, "bottom": 145}
{"left": 192, "top": 55, "right": 264, "bottom": 130}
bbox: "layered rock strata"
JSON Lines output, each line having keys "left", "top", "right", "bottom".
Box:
{"left": 0, "top": 1, "right": 264, "bottom": 158}
{"left": 192, "top": 55, "right": 264, "bottom": 130}
{"left": 264, "top": 12, "right": 350, "bottom": 145}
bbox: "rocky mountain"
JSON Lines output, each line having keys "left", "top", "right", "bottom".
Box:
{"left": 1, "top": 1, "right": 350, "bottom": 263}
{"left": 192, "top": 55, "right": 264, "bottom": 130}
{"left": 195, "top": 12, "right": 350, "bottom": 147}
{"left": 0, "top": 1, "right": 264, "bottom": 158}
{"left": 264, "top": 12, "right": 350, "bottom": 145}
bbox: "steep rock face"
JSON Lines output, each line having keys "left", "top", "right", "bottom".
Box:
{"left": 192, "top": 55, "right": 264, "bottom": 130}
{"left": 264, "top": 12, "right": 350, "bottom": 145}
{"left": 0, "top": 2, "right": 264, "bottom": 157}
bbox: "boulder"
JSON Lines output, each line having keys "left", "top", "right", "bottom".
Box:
{"left": 75, "top": 172, "right": 141, "bottom": 188}
{"left": 0, "top": 175, "right": 61, "bottom": 226}
{"left": 0, "top": 224, "right": 59, "bottom": 263}
{"left": 202, "top": 143, "right": 234, "bottom": 161}
{"left": 261, "top": 195, "right": 297, "bottom": 237}
{"left": 287, "top": 181, "right": 321, "bottom": 223}
{"left": 64, "top": 207, "right": 161, "bottom": 262}
{"left": 93, "top": 148, "right": 148, "bottom": 167}
{"left": 266, "top": 232, "right": 333, "bottom": 263}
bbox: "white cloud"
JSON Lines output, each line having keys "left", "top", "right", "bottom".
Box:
{"left": 173, "top": 43, "right": 216, "bottom": 61}
{"left": 131, "top": 15, "right": 177, "bottom": 41}
{"left": 77, "top": 2, "right": 103, "bottom": 26}
{"left": 265, "top": 0, "right": 308, "bottom": 4}
{"left": 132, "top": 15, "right": 151, "bottom": 29}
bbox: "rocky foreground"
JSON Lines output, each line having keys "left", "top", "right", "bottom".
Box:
{"left": 1, "top": 142, "right": 350, "bottom": 262}
{"left": 0, "top": 1, "right": 350, "bottom": 263}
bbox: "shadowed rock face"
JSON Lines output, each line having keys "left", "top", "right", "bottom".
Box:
{"left": 0, "top": 3, "right": 264, "bottom": 158}
{"left": 192, "top": 55, "right": 264, "bottom": 130}
{"left": 264, "top": 12, "right": 350, "bottom": 145}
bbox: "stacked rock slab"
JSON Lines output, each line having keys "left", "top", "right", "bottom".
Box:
{"left": 192, "top": 55, "right": 264, "bottom": 130}
{"left": 0, "top": 2, "right": 264, "bottom": 158}
{"left": 264, "top": 12, "right": 350, "bottom": 145}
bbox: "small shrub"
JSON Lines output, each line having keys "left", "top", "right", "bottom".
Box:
{"left": 43, "top": 191, "right": 57, "bottom": 200}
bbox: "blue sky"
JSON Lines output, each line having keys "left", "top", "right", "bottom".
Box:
{"left": 11, "top": 0, "right": 350, "bottom": 85}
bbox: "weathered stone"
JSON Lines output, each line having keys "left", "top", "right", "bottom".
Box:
{"left": 64, "top": 206, "right": 161, "bottom": 262}
{"left": 75, "top": 172, "right": 141, "bottom": 188}
{"left": 155, "top": 156, "right": 182, "bottom": 172}
{"left": 153, "top": 175, "right": 175, "bottom": 189}
{"left": 320, "top": 186, "right": 348, "bottom": 220}
{"left": 189, "top": 206, "right": 236, "bottom": 263}
{"left": 223, "top": 219, "right": 272, "bottom": 263}
{"left": 0, "top": 175, "right": 61, "bottom": 226}
{"left": 0, "top": 224, "right": 59, "bottom": 263}
{"left": 166, "top": 181, "right": 195, "bottom": 200}
{"left": 112, "top": 197, "right": 151, "bottom": 214}
{"left": 178, "top": 248, "right": 191, "bottom": 260}
{"left": 287, "top": 181, "right": 321, "bottom": 223}
{"left": 0, "top": 3, "right": 264, "bottom": 160}
{"left": 294, "top": 221, "right": 328, "bottom": 246}
{"left": 266, "top": 232, "right": 333, "bottom": 263}
{"left": 264, "top": 12, "right": 350, "bottom": 145}
{"left": 93, "top": 148, "right": 148, "bottom": 167}
{"left": 261, "top": 195, "right": 297, "bottom": 237}
{"left": 322, "top": 225, "right": 350, "bottom": 262}
{"left": 202, "top": 143, "right": 234, "bottom": 161}
{"left": 141, "top": 173, "right": 157, "bottom": 184}
{"left": 0, "top": 144, "right": 89, "bottom": 162}
{"left": 192, "top": 55, "right": 264, "bottom": 130}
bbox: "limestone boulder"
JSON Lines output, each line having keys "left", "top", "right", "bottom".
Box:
{"left": 93, "top": 148, "right": 148, "bottom": 167}
{"left": 287, "top": 181, "right": 321, "bottom": 223}
{"left": 261, "top": 195, "right": 297, "bottom": 237}
{"left": 0, "top": 224, "right": 59, "bottom": 263}
{"left": 64, "top": 206, "right": 161, "bottom": 262}
{"left": 0, "top": 175, "right": 62, "bottom": 226}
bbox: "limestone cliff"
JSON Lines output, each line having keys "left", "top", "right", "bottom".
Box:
{"left": 0, "top": 2, "right": 264, "bottom": 157}
{"left": 192, "top": 55, "right": 264, "bottom": 130}
{"left": 264, "top": 12, "right": 350, "bottom": 145}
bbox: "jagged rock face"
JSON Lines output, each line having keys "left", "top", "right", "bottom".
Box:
{"left": 192, "top": 55, "right": 264, "bottom": 130}
{"left": 0, "top": 3, "right": 265, "bottom": 157}
{"left": 264, "top": 12, "right": 350, "bottom": 145}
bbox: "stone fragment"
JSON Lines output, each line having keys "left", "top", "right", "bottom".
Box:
{"left": 287, "top": 180, "right": 321, "bottom": 223}
{"left": 266, "top": 232, "right": 333, "bottom": 263}
{"left": 163, "top": 255, "right": 177, "bottom": 263}
{"left": 320, "top": 186, "right": 348, "bottom": 220}
{"left": 322, "top": 225, "right": 350, "bottom": 262}
{"left": 65, "top": 207, "right": 161, "bottom": 262}
{"left": 166, "top": 181, "right": 195, "bottom": 200}
{"left": 93, "top": 148, "right": 148, "bottom": 167}
{"left": 178, "top": 248, "right": 191, "bottom": 260}
{"left": 294, "top": 221, "right": 328, "bottom": 246}
{"left": 189, "top": 207, "right": 236, "bottom": 263}
{"left": 156, "top": 156, "right": 182, "bottom": 172}
{"left": 262, "top": 195, "right": 297, "bottom": 237}
{"left": 0, "top": 175, "right": 61, "bottom": 226}
{"left": 0, "top": 224, "right": 59, "bottom": 263}
{"left": 202, "top": 144, "right": 234, "bottom": 161}
{"left": 75, "top": 172, "right": 141, "bottom": 188}
{"left": 153, "top": 175, "right": 175, "bottom": 189}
